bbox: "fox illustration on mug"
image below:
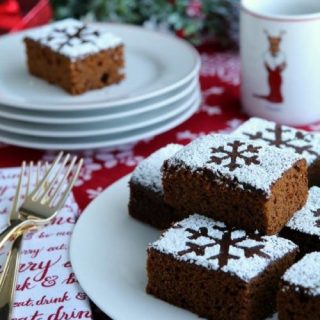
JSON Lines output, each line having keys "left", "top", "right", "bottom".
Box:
{"left": 254, "top": 30, "right": 287, "bottom": 104}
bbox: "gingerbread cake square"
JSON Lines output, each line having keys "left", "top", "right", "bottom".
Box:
{"left": 162, "top": 134, "right": 308, "bottom": 235}
{"left": 280, "top": 186, "right": 320, "bottom": 257}
{"left": 234, "top": 117, "right": 320, "bottom": 186}
{"left": 147, "top": 214, "right": 298, "bottom": 320}
{"left": 24, "top": 19, "right": 124, "bottom": 95}
{"left": 277, "top": 252, "right": 320, "bottom": 320}
{"left": 129, "top": 144, "right": 183, "bottom": 229}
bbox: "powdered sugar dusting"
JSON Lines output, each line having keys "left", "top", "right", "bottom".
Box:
{"left": 282, "top": 252, "right": 320, "bottom": 296}
{"left": 131, "top": 144, "right": 182, "bottom": 193}
{"left": 166, "top": 134, "right": 303, "bottom": 196}
{"left": 285, "top": 187, "right": 320, "bottom": 237}
{"left": 233, "top": 117, "right": 320, "bottom": 165}
{"left": 151, "top": 214, "right": 297, "bottom": 282}
{"left": 25, "top": 19, "right": 123, "bottom": 60}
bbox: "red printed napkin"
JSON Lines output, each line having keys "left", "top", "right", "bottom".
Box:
{"left": 0, "top": 167, "right": 93, "bottom": 320}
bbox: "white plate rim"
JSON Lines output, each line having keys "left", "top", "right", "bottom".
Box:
{"left": 70, "top": 174, "right": 197, "bottom": 320}
{"left": 0, "top": 89, "right": 200, "bottom": 137}
{"left": 0, "top": 78, "right": 198, "bottom": 125}
{"left": 0, "top": 96, "right": 200, "bottom": 150}
{"left": 0, "top": 23, "right": 201, "bottom": 111}
{"left": 70, "top": 174, "right": 278, "bottom": 320}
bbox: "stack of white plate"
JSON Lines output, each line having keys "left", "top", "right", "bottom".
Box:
{"left": 0, "top": 24, "right": 201, "bottom": 150}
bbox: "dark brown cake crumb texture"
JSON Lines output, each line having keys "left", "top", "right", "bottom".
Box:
{"left": 277, "top": 283, "right": 320, "bottom": 320}
{"left": 128, "top": 181, "right": 180, "bottom": 230}
{"left": 25, "top": 38, "right": 124, "bottom": 95}
{"left": 162, "top": 159, "right": 308, "bottom": 235}
{"left": 147, "top": 248, "right": 297, "bottom": 320}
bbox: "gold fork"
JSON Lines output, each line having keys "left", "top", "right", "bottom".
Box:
{"left": 0, "top": 161, "right": 43, "bottom": 319}
{"left": 0, "top": 152, "right": 83, "bottom": 249}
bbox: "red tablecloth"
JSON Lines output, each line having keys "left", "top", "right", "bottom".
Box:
{"left": 1, "top": 13, "right": 320, "bottom": 320}
{"left": 1, "top": 49, "right": 319, "bottom": 209}
{"left": 1, "top": 47, "right": 320, "bottom": 320}
{"left": 0, "top": 50, "right": 249, "bottom": 211}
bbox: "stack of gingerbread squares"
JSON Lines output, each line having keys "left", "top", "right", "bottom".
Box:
{"left": 129, "top": 117, "right": 320, "bottom": 320}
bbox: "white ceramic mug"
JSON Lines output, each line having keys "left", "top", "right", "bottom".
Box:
{"left": 240, "top": 0, "right": 320, "bottom": 125}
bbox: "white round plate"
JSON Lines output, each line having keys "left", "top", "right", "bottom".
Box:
{"left": 70, "top": 175, "right": 278, "bottom": 320}
{"left": 0, "top": 23, "right": 200, "bottom": 111}
{"left": 0, "top": 78, "right": 198, "bottom": 125}
{"left": 0, "top": 89, "right": 199, "bottom": 137}
{"left": 0, "top": 96, "right": 200, "bottom": 150}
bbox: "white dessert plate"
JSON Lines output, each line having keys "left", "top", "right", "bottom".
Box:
{"left": 0, "top": 95, "right": 200, "bottom": 150}
{"left": 70, "top": 175, "right": 278, "bottom": 320}
{"left": 0, "top": 23, "right": 200, "bottom": 111}
{"left": 0, "top": 89, "right": 199, "bottom": 137}
{"left": 0, "top": 78, "right": 198, "bottom": 124}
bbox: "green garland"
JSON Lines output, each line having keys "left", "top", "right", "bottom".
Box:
{"left": 51, "top": 0, "right": 239, "bottom": 45}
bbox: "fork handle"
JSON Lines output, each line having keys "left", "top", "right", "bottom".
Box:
{"left": 0, "top": 235, "right": 23, "bottom": 319}
{"left": 0, "top": 220, "right": 29, "bottom": 249}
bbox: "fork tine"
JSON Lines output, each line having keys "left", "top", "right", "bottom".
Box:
{"left": 10, "top": 162, "right": 26, "bottom": 217}
{"left": 47, "top": 156, "right": 77, "bottom": 206}
{"left": 52, "top": 158, "right": 83, "bottom": 210}
{"left": 36, "top": 161, "right": 41, "bottom": 184}
{"left": 0, "top": 161, "right": 38, "bottom": 319}
{"left": 29, "top": 152, "right": 63, "bottom": 200}
{"left": 38, "top": 154, "right": 71, "bottom": 203}
{"left": 25, "top": 161, "right": 33, "bottom": 197}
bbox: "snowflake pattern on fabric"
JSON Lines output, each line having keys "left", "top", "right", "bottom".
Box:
{"left": 200, "top": 53, "right": 240, "bottom": 85}
{"left": 200, "top": 86, "right": 224, "bottom": 116}
{"left": 208, "top": 141, "right": 261, "bottom": 172}
{"left": 42, "top": 144, "right": 144, "bottom": 186}
{"left": 201, "top": 105, "right": 222, "bottom": 116}
{"left": 95, "top": 145, "right": 144, "bottom": 168}
{"left": 86, "top": 187, "right": 103, "bottom": 199}
{"left": 176, "top": 130, "right": 206, "bottom": 141}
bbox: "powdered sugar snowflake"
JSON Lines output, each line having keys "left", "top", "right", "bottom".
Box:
{"left": 201, "top": 53, "right": 240, "bottom": 85}
{"left": 208, "top": 140, "right": 261, "bottom": 172}
{"left": 42, "top": 24, "right": 102, "bottom": 52}
{"left": 178, "top": 225, "right": 269, "bottom": 268}
{"left": 312, "top": 209, "right": 320, "bottom": 228}
{"left": 244, "top": 125, "right": 319, "bottom": 156}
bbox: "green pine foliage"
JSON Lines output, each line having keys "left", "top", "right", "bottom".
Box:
{"left": 51, "top": 0, "right": 239, "bottom": 45}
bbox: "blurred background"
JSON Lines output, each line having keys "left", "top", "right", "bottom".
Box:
{"left": 0, "top": 0, "right": 240, "bottom": 46}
